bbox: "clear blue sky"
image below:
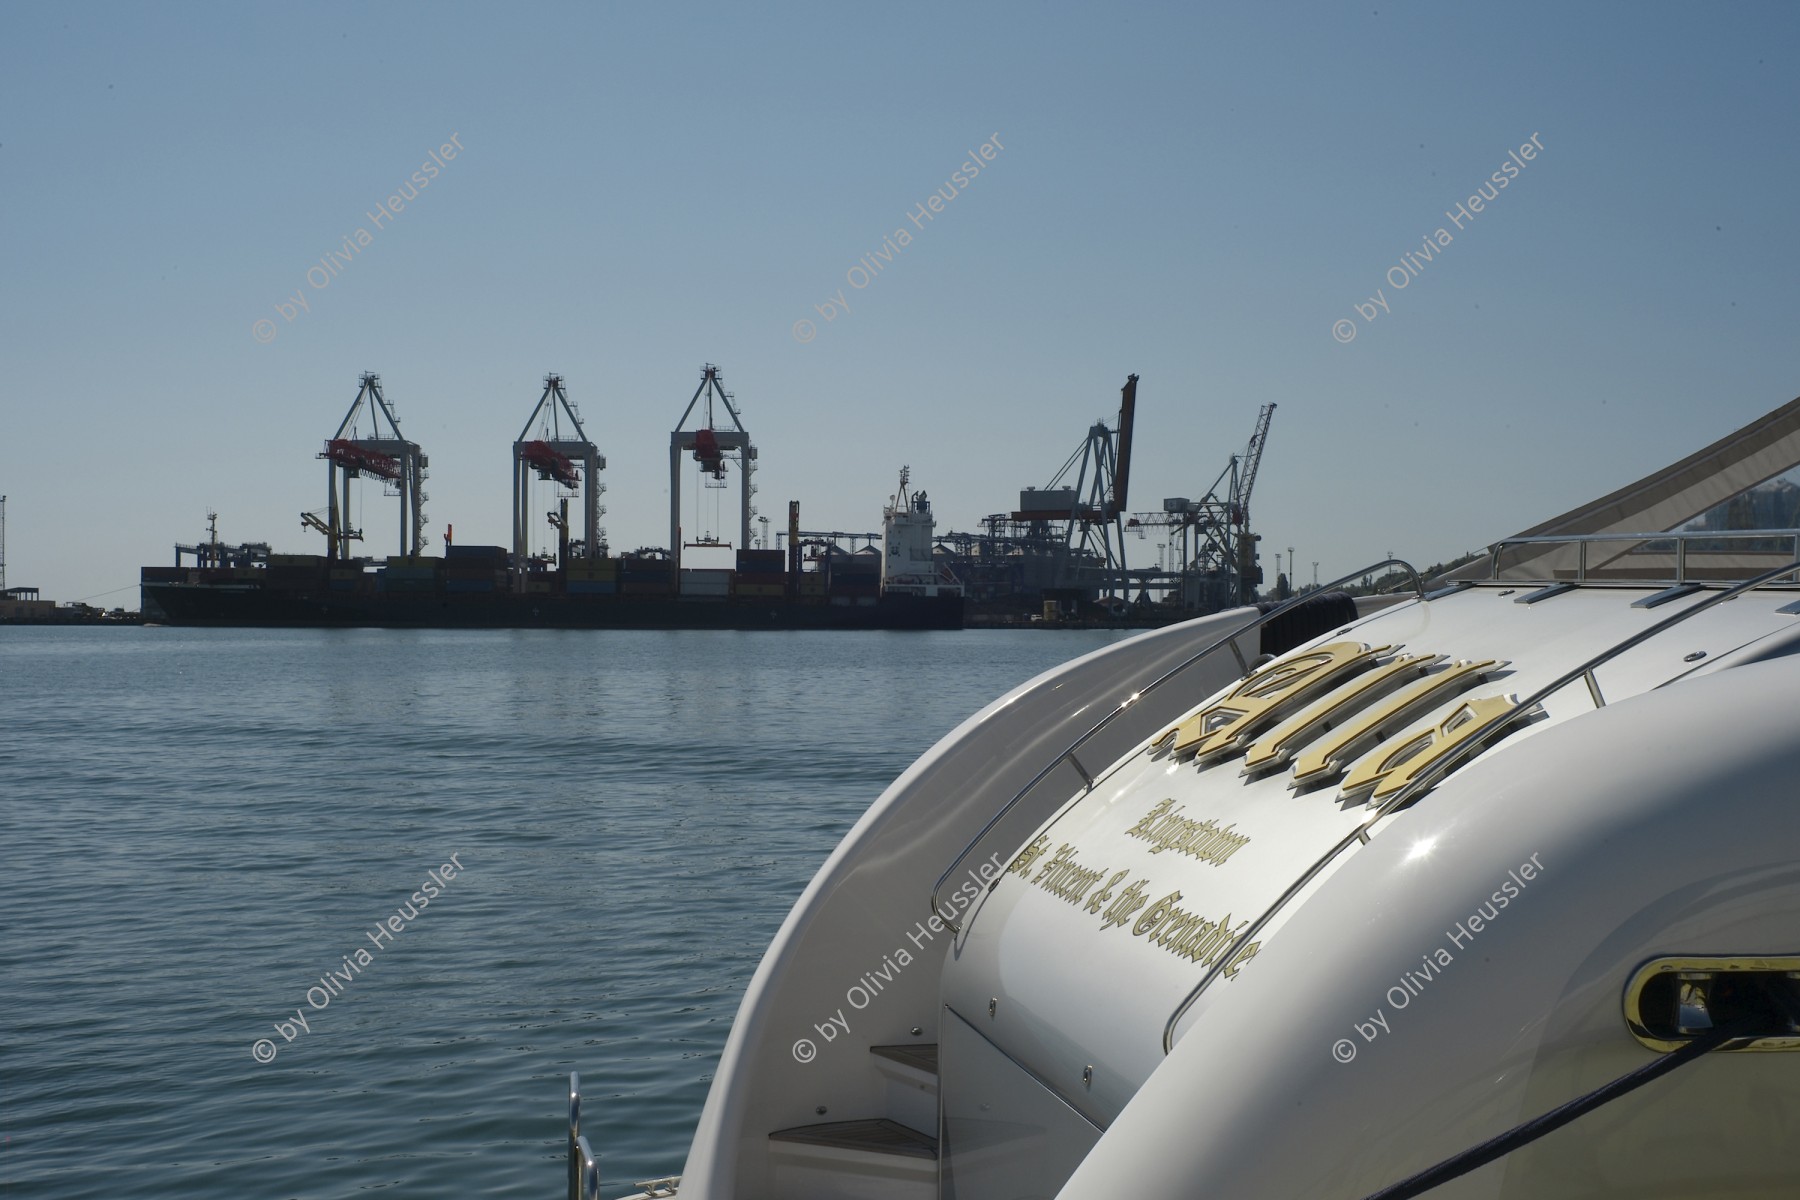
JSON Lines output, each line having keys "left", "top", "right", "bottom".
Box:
{"left": 5, "top": 1, "right": 1799, "bottom": 604}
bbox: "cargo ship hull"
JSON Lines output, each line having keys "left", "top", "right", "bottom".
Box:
{"left": 140, "top": 580, "right": 963, "bottom": 631}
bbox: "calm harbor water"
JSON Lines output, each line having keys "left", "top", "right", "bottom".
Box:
{"left": 0, "top": 626, "right": 1132, "bottom": 1199}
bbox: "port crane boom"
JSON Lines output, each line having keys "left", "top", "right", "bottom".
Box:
{"left": 669, "top": 364, "right": 757, "bottom": 568}
{"left": 1106, "top": 374, "right": 1138, "bottom": 520}
{"left": 514, "top": 373, "right": 605, "bottom": 567}
{"left": 317, "top": 373, "right": 426, "bottom": 559}
{"left": 1234, "top": 402, "right": 1274, "bottom": 530}
{"left": 1230, "top": 402, "right": 1275, "bottom": 603}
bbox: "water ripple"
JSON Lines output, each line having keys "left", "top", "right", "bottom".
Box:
{"left": 0, "top": 626, "right": 1129, "bottom": 1197}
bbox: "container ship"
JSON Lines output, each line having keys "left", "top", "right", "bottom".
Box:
{"left": 139, "top": 369, "right": 964, "bottom": 631}
{"left": 138, "top": 545, "right": 962, "bottom": 630}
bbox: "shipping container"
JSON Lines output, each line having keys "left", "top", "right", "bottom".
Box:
{"left": 736, "top": 549, "right": 785, "bottom": 572}
{"left": 445, "top": 544, "right": 509, "bottom": 561}
{"left": 733, "top": 583, "right": 786, "bottom": 598}
{"left": 1017, "top": 487, "right": 1079, "bottom": 514}
{"left": 445, "top": 578, "right": 495, "bottom": 594}
{"left": 620, "top": 581, "right": 673, "bottom": 596}
{"left": 566, "top": 580, "right": 617, "bottom": 595}
{"left": 679, "top": 569, "right": 732, "bottom": 595}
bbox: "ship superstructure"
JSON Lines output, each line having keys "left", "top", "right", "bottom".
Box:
{"left": 880, "top": 468, "right": 961, "bottom": 599}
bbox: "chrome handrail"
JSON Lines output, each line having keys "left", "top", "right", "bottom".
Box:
{"left": 576, "top": 1135, "right": 599, "bottom": 1200}
{"left": 1487, "top": 529, "right": 1800, "bottom": 584}
{"left": 1160, "top": 555, "right": 1800, "bottom": 1053}
{"left": 928, "top": 558, "right": 1427, "bottom": 931}
{"left": 1384, "top": 554, "right": 1800, "bottom": 805}
{"left": 568, "top": 1072, "right": 583, "bottom": 1200}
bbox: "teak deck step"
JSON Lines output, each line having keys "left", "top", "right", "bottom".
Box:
{"left": 868, "top": 1043, "right": 939, "bottom": 1075}
{"left": 768, "top": 1118, "right": 939, "bottom": 1160}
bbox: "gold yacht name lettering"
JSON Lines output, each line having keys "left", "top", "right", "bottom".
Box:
{"left": 1160, "top": 640, "right": 1391, "bottom": 760}
{"left": 1125, "top": 799, "right": 1250, "bottom": 865}
{"left": 1005, "top": 841, "right": 1263, "bottom": 978}
{"left": 1029, "top": 844, "right": 1110, "bottom": 905}
{"left": 1132, "top": 889, "right": 1261, "bottom": 976}
{"left": 1007, "top": 834, "right": 1053, "bottom": 878}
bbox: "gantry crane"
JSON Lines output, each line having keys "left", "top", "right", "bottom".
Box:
{"left": 1124, "top": 401, "right": 1276, "bottom": 609}
{"left": 669, "top": 364, "right": 756, "bottom": 568}
{"left": 312, "top": 373, "right": 427, "bottom": 559}
{"left": 1004, "top": 373, "right": 1139, "bottom": 601}
{"left": 1232, "top": 402, "right": 1275, "bottom": 603}
{"left": 514, "top": 373, "right": 605, "bottom": 569}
